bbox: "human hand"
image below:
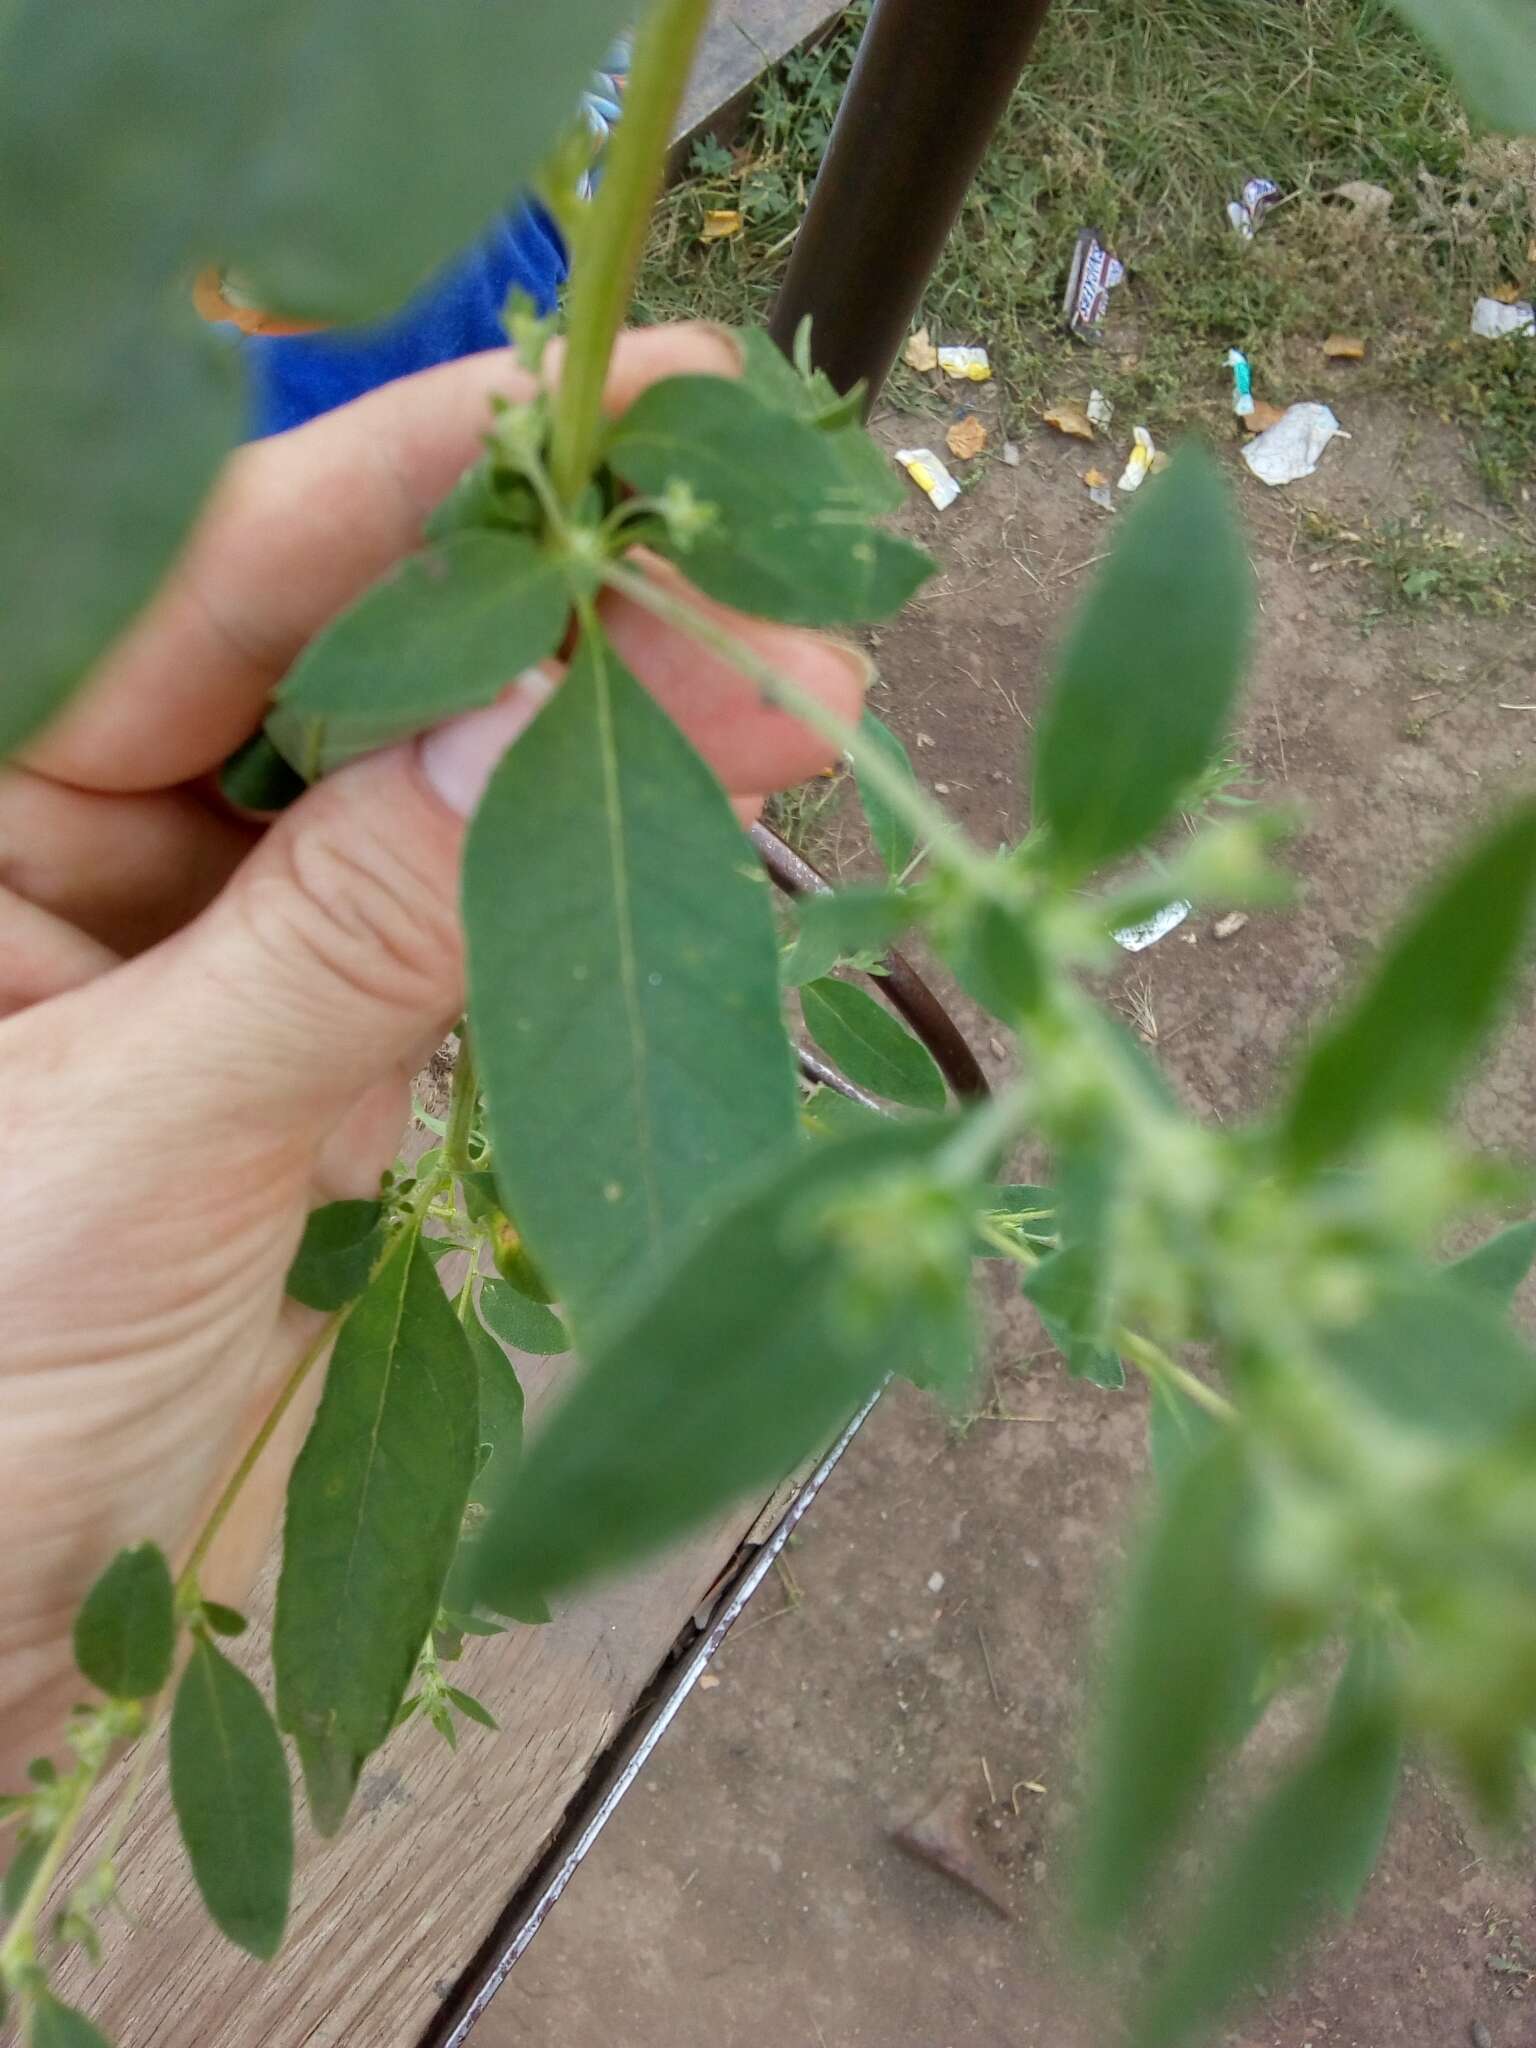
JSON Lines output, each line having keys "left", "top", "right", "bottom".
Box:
{"left": 0, "top": 324, "right": 866, "bottom": 1777}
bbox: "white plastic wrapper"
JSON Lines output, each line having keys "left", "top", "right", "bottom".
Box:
{"left": 1241, "top": 403, "right": 1343, "bottom": 487}
{"left": 1471, "top": 296, "right": 1535, "bottom": 340}
{"left": 937, "top": 345, "right": 992, "bottom": 382}
{"left": 1118, "top": 425, "right": 1156, "bottom": 492}
{"left": 894, "top": 447, "right": 961, "bottom": 512}
{"left": 1113, "top": 900, "right": 1192, "bottom": 952}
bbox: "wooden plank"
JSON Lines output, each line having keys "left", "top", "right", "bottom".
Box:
{"left": 676, "top": 0, "right": 847, "bottom": 148}
{"left": 50, "top": 1333, "right": 759, "bottom": 2048}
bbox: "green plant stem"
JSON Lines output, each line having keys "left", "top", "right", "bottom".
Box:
{"left": 445, "top": 1032, "right": 480, "bottom": 1175}
{"left": 601, "top": 561, "right": 1002, "bottom": 895}
{"left": 548, "top": 0, "right": 714, "bottom": 504}
{"left": 1118, "top": 1328, "right": 1236, "bottom": 1423}
{"left": 175, "top": 1307, "right": 348, "bottom": 1604}
{"left": 98, "top": 1707, "right": 165, "bottom": 1866}
{"left": 0, "top": 1768, "right": 93, "bottom": 1983}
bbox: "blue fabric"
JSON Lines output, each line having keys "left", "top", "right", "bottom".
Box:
{"left": 243, "top": 204, "right": 567, "bottom": 438}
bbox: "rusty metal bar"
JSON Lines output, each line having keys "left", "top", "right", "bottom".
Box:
{"left": 752, "top": 821, "right": 989, "bottom": 1101}
{"left": 768, "top": 0, "right": 1056, "bottom": 403}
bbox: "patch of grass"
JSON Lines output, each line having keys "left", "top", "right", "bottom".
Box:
{"left": 1302, "top": 506, "right": 1535, "bottom": 613}
{"left": 639, "top": 0, "right": 1534, "bottom": 484}
{"left": 1397, "top": 331, "right": 1536, "bottom": 506}
{"left": 762, "top": 769, "right": 848, "bottom": 865}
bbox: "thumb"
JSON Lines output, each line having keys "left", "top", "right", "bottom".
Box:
{"left": 162, "top": 669, "right": 555, "bottom": 1128}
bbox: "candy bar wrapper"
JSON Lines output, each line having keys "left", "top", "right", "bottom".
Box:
{"left": 1064, "top": 227, "right": 1126, "bottom": 342}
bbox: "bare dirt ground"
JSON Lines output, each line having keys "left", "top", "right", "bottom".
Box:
{"left": 485, "top": 394, "right": 1536, "bottom": 2048}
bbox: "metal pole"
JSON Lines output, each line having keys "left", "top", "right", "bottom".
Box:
{"left": 768, "top": 0, "right": 1055, "bottom": 403}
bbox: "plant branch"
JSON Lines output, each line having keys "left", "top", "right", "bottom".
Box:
{"left": 1117, "top": 1329, "right": 1236, "bottom": 1423}
{"left": 548, "top": 0, "right": 714, "bottom": 504}
{"left": 601, "top": 561, "right": 1002, "bottom": 895}
{"left": 175, "top": 1308, "right": 348, "bottom": 1603}
{"left": 0, "top": 1767, "right": 94, "bottom": 1983}
{"left": 445, "top": 1032, "right": 480, "bottom": 1175}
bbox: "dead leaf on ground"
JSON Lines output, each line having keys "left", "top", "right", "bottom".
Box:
{"left": 1042, "top": 401, "right": 1094, "bottom": 441}
{"left": 1243, "top": 399, "right": 1288, "bottom": 435}
{"left": 699, "top": 209, "right": 743, "bottom": 243}
{"left": 1328, "top": 180, "right": 1393, "bottom": 220}
{"left": 1322, "top": 334, "right": 1367, "bottom": 360}
{"left": 891, "top": 1789, "right": 1013, "bottom": 1919}
{"left": 1493, "top": 280, "right": 1524, "bottom": 304}
{"left": 947, "top": 415, "right": 988, "bottom": 461}
{"left": 1083, "top": 467, "right": 1110, "bottom": 489}
{"left": 904, "top": 325, "right": 939, "bottom": 374}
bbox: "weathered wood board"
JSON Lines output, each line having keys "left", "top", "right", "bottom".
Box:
{"left": 50, "top": 1331, "right": 756, "bottom": 2048}
{"left": 676, "top": 0, "right": 846, "bottom": 146}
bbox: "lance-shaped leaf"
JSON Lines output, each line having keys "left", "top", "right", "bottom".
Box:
{"left": 464, "top": 627, "right": 799, "bottom": 1330}
{"left": 474, "top": 1123, "right": 976, "bottom": 1615}
{"left": 169, "top": 1635, "right": 293, "bottom": 1959}
{"left": 267, "top": 533, "right": 570, "bottom": 777}
{"left": 274, "top": 1232, "right": 477, "bottom": 1833}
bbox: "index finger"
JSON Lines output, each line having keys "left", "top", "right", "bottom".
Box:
{"left": 23, "top": 324, "right": 741, "bottom": 793}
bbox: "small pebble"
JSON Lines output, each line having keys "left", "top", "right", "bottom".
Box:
{"left": 697, "top": 1672, "right": 721, "bottom": 1691}
{"left": 1002, "top": 441, "right": 1021, "bottom": 467}
{"left": 1470, "top": 2021, "right": 1493, "bottom": 2048}
{"left": 933, "top": 781, "right": 951, "bottom": 794}
{"left": 926, "top": 1570, "right": 946, "bottom": 1594}
{"left": 1214, "top": 911, "right": 1249, "bottom": 941}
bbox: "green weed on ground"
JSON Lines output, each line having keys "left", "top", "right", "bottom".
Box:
{"left": 638, "top": 0, "right": 1534, "bottom": 502}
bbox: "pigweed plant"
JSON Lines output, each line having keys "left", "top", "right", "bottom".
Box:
{"left": 4, "top": 2, "right": 1536, "bottom": 2044}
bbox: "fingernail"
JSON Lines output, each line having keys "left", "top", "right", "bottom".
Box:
{"left": 417, "top": 668, "right": 556, "bottom": 816}
{"left": 696, "top": 321, "right": 746, "bottom": 373}
{"left": 831, "top": 641, "right": 877, "bottom": 694}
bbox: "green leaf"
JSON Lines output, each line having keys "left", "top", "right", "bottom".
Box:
{"left": 1146, "top": 1380, "right": 1225, "bottom": 1493}
{"left": 781, "top": 887, "right": 911, "bottom": 986}
{"left": 1076, "top": 1437, "right": 1263, "bottom": 1937}
{"left": 852, "top": 711, "right": 921, "bottom": 881}
{"left": 285, "top": 1201, "right": 386, "bottom": 1312}
{"left": 800, "top": 979, "right": 947, "bottom": 1112}
{"left": 223, "top": 2, "right": 635, "bottom": 315}
{"left": 605, "top": 376, "right": 933, "bottom": 626}
{"left": 0, "top": 304, "right": 238, "bottom": 763}
{"left": 1388, "top": 0, "right": 1536, "bottom": 134}
{"left": 1318, "top": 1269, "right": 1536, "bottom": 1442}
{"left": 464, "top": 1314, "right": 526, "bottom": 1509}
{"left": 1026, "top": 1250, "right": 1127, "bottom": 1389}
{"left": 1319, "top": 1635, "right": 1402, "bottom": 1916}
{"left": 169, "top": 1636, "right": 293, "bottom": 1960}
{"left": 1032, "top": 447, "right": 1252, "bottom": 876}
{"left": 474, "top": 1123, "right": 972, "bottom": 1614}
{"left": 937, "top": 896, "right": 1045, "bottom": 1021}
{"left": 200, "top": 1602, "right": 248, "bottom": 1639}
{"left": 267, "top": 534, "right": 570, "bottom": 777}
{"left": 446, "top": 1687, "right": 498, "bottom": 1732}
{"left": 801, "top": 1088, "right": 888, "bottom": 1140}
{"left": 1448, "top": 1218, "right": 1536, "bottom": 1307}
{"left": 4, "top": 1835, "right": 47, "bottom": 1917}
{"left": 274, "top": 1232, "right": 477, "bottom": 1834}
{"left": 464, "top": 628, "right": 799, "bottom": 1329}
{"left": 73, "top": 1544, "right": 174, "bottom": 1700}
{"left": 217, "top": 732, "right": 307, "bottom": 815}
{"left": 973, "top": 1185, "right": 1056, "bottom": 1257}
{"left": 1282, "top": 802, "right": 1536, "bottom": 1170}
{"left": 26, "top": 1993, "right": 113, "bottom": 2048}
{"left": 478, "top": 1279, "right": 570, "bottom": 1357}
{"left": 1131, "top": 1685, "right": 1403, "bottom": 2048}
{"left": 736, "top": 328, "right": 900, "bottom": 513}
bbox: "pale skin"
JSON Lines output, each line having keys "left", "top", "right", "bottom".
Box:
{"left": 0, "top": 324, "right": 866, "bottom": 1783}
